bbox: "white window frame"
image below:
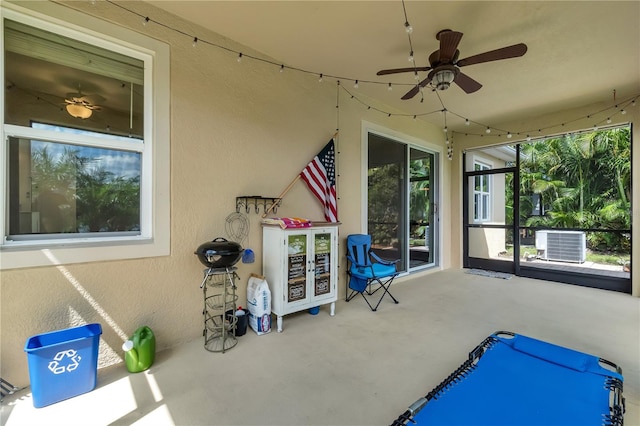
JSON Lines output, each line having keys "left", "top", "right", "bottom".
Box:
{"left": 473, "top": 160, "right": 491, "bottom": 222}
{"left": 0, "top": 2, "right": 170, "bottom": 269}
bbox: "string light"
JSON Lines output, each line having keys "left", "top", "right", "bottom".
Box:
{"left": 388, "top": 83, "right": 393, "bottom": 91}
{"left": 507, "top": 132, "right": 512, "bottom": 139}
{"left": 354, "top": 80, "right": 359, "bottom": 89}
{"left": 97, "top": 2, "right": 640, "bottom": 144}
{"left": 318, "top": 73, "right": 323, "bottom": 82}
{"left": 404, "top": 21, "right": 413, "bottom": 34}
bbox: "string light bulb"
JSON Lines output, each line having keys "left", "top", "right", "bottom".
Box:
{"left": 486, "top": 127, "right": 491, "bottom": 134}
{"left": 465, "top": 119, "right": 470, "bottom": 126}
{"left": 237, "top": 53, "right": 243, "bottom": 62}
{"left": 607, "top": 117, "right": 612, "bottom": 124}
{"left": 354, "top": 80, "right": 359, "bottom": 89}
{"left": 507, "top": 132, "right": 512, "bottom": 139}
{"left": 143, "top": 16, "right": 150, "bottom": 25}
{"left": 318, "top": 73, "right": 323, "bottom": 82}
{"left": 621, "top": 109, "right": 626, "bottom": 115}
{"left": 388, "top": 83, "right": 392, "bottom": 91}
{"left": 192, "top": 37, "right": 198, "bottom": 47}
{"left": 404, "top": 21, "right": 413, "bottom": 34}
{"left": 280, "top": 64, "right": 284, "bottom": 73}
{"left": 408, "top": 50, "right": 414, "bottom": 62}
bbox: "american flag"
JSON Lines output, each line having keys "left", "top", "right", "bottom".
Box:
{"left": 300, "top": 139, "right": 338, "bottom": 222}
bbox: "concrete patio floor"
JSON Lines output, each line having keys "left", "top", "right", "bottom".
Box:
{"left": 1, "top": 269, "right": 638, "bottom": 425}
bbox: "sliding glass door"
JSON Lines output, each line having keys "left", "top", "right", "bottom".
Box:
{"left": 367, "top": 132, "right": 438, "bottom": 274}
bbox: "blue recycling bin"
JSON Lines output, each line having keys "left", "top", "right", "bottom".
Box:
{"left": 24, "top": 323, "right": 102, "bottom": 408}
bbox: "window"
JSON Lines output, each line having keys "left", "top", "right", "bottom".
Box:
{"left": 473, "top": 161, "right": 491, "bottom": 222}
{"left": 1, "top": 3, "right": 169, "bottom": 269}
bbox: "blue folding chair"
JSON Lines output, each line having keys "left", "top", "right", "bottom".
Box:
{"left": 345, "top": 234, "right": 399, "bottom": 311}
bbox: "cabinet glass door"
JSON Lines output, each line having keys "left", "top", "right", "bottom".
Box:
{"left": 313, "top": 232, "right": 332, "bottom": 297}
{"left": 286, "top": 233, "right": 308, "bottom": 304}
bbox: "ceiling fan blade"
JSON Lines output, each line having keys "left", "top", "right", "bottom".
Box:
{"left": 377, "top": 66, "right": 431, "bottom": 76}
{"left": 457, "top": 43, "right": 528, "bottom": 67}
{"left": 82, "top": 93, "right": 106, "bottom": 104}
{"left": 401, "top": 76, "right": 433, "bottom": 100}
{"left": 454, "top": 72, "right": 482, "bottom": 94}
{"left": 438, "top": 30, "right": 463, "bottom": 63}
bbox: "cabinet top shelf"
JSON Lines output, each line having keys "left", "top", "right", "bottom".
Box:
{"left": 261, "top": 221, "right": 341, "bottom": 229}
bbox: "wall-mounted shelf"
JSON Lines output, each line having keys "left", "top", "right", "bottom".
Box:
{"left": 236, "top": 196, "right": 282, "bottom": 214}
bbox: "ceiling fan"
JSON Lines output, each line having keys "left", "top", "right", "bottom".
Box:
{"left": 377, "top": 29, "right": 527, "bottom": 100}
{"left": 64, "top": 88, "right": 103, "bottom": 119}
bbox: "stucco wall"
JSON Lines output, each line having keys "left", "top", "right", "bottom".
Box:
{"left": 0, "top": 1, "right": 446, "bottom": 387}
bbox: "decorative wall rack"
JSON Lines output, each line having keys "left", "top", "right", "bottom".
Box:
{"left": 236, "top": 196, "right": 282, "bottom": 214}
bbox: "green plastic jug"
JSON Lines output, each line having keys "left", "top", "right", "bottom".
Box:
{"left": 122, "top": 326, "right": 155, "bottom": 373}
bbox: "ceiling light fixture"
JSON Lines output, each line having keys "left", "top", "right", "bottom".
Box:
{"left": 66, "top": 103, "right": 92, "bottom": 119}
{"left": 431, "top": 67, "right": 456, "bottom": 91}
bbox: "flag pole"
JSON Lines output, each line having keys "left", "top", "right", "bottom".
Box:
{"left": 261, "top": 131, "right": 338, "bottom": 218}
{"left": 261, "top": 175, "right": 300, "bottom": 218}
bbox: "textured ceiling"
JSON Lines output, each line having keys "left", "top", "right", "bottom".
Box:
{"left": 147, "top": 1, "right": 640, "bottom": 132}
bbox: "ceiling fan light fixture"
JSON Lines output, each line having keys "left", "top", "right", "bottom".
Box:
{"left": 432, "top": 69, "right": 456, "bottom": 91}
{"left": 66, "top": 103, "right": 92, "bottom": 119}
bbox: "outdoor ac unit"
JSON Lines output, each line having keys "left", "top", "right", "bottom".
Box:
{"left": 535, "top": 230, "right": 586, "bottom": 263}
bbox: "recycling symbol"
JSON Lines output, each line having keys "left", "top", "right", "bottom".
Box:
{"left": 48, "top": 349, "right": 82, "bottom": 374}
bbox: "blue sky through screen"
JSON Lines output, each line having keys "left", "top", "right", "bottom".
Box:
{"left": 32, "top": 123, "right": 141, "bottom": 179}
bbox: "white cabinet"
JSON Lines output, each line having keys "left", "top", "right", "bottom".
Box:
{"left": 262, "top": 223, "right": 339, "bottom": 332}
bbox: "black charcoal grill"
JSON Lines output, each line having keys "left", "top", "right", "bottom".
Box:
{"left": 195, "top": 237, "right": 244, "bottom": 269}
